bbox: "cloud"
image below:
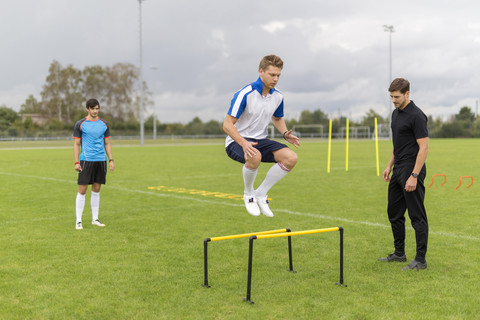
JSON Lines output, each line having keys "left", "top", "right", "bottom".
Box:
{"left": 2, "top": 0, "right": 480, "bottom": 124}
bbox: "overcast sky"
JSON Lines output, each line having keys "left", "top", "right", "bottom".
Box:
{"left": 1, "top": 0, "right": 480, "bottom": 123}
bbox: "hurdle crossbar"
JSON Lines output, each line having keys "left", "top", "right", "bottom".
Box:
{"left": 244, "top": 226, "right": 345, "bottom": 304}
{"left": 203, "top": 228, "right": 291, "bottom": 288}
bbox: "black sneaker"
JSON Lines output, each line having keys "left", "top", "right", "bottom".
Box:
{"left": 378, "top": 253, "right": 407, "bottom": 262}
{"left": 402, "top": 260, "right": 427, "bottom": 270}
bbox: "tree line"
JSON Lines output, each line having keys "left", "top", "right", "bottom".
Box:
{"left": 0, "top": 60, "right": 478, "bottom": 138}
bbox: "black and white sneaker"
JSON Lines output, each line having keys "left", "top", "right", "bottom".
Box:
{"left": 244, "top": 195, "right": 260, "bottom": 216}
{"left": 92, "top": 219, "right": 105, "bottom": 227}
{"left": 76, "top": 222, "right": 83, "bottom": 230}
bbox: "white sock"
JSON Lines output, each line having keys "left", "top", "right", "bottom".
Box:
{"left": 76, "top": 193, "right": 86, "bottom": 223}
{"left": 91, "top": 191, "right": 100, "bottom": 221}
{"left": 243, "top": 164, "right": 258, "bottom": 195}
{"left": 255, "top": 163, "right": 290, "bottom": 198}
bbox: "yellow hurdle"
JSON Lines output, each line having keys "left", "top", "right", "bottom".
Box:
{"left": 256, "top": 227, "right": 340, "bottom": 240}
{"left": 245, "top": 226, "right": 346, "bottom": 304}
{"left": 203, "top": 228, "right": 291, "bottom": 288}
{"left": 209, "top": 228, "right": 289, "bottom": 242}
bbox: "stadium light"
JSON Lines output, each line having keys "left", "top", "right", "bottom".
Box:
{"left": 383, "top": 25, "right": 395, "bottom": 84}
{"left": 138, "top": 0, "right": 146, "bottom": 145}
{"left": 150, "top": 66, "right": 158, "bottom": 140}
{"left": 383, "top": 25, "right": 395, "bottom": 139}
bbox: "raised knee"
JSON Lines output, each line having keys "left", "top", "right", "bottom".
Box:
{"left": 283, "top": 152, "right": 298, "bottom": 169}
{"left": 246, "top": 153, "right": 262, "bottom": 169}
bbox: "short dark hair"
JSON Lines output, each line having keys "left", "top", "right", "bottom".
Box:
{"left": 389, "top": 78, "right": 410, "bottom": 94}
{"left": 86, "top": 98, "right": 100, "bottom": 109}
{"left": 259, "top": 54, "right": 283, "bottom": 71}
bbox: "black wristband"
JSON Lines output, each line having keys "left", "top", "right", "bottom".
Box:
{"left": 109, "top": 159, "right": 114, "bottom": 162}
{"left": 283, "top": 131, "right": 288, "bottom": 140}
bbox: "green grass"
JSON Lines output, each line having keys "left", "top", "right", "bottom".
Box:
{"left": 0, "top": 138, "right": 479, "bottom": 319}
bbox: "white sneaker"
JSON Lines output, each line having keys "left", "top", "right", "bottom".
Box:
{"left": 76, "top": 222, "right": 83, "bottom": 230}
{"left": 244, "top": 195, "right": 260, "bottom": 216}
{"left": 92, "top": 219, "right": 106, "bottom": 227}
{"left": 256, "top": 196, "right": 274, "bottom": 217}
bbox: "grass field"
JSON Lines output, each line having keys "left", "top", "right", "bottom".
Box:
{"left": 1, "top": 138, "right": 479, "bottom": 319}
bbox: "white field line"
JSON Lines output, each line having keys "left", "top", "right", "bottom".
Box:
{"left": 1, "top": 171, "right": 479, "bottom": 242}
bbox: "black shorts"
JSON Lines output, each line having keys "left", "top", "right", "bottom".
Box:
{"left": 77, "top": 161, "right": 107, "bottom": 185}
{"left": 225, "top": 138, "right": 288, "bottom": 164}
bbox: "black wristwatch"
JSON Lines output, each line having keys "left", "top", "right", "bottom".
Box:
{"left": 411, "top": 172, "right": 418, "bottom": 178}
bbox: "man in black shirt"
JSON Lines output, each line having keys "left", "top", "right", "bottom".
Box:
{"left": 379, "top": 78, "right": 429, "bottom": 270}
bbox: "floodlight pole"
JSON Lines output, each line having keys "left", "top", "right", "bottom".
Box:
{"left": 383, "top": 25, "right": 395, "bottom": 85}
{"left": 138, "top": 0, "right": 146, "bottom": 145}
{"left": 383, "top": 25, "right": 395, "bottom": 139}
{"left": 150, "top": 66, "right": 158, "bottom": 140}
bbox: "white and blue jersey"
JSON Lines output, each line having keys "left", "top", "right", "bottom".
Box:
{"left": 73, "top": 117, "right": 111, "bottom": 161}
{"left": 225, "top": 77, "right": 284, "bottom": 147}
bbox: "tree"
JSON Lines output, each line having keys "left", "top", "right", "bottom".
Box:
{"left": 204, "top": 120, "right": 223, "bottom": 135}
{"left": 360, "top": 109, "right": 386, "bottom": 127}
{"left": 298, "top": 108, "right": 329, "bottom": 125}
{"left": 0, "top": 105, "right": 18, "bottom": 124}
{"left": 41, "top": 60, "right": 84, "bottom": 122}
{"left": 455, "top": 106, "right": 475, "bottom": 122}
{"left": 312, "top": 109, "right": 330, "bottom": 126}
{"left": 439, "top": 106, "right": 476, "bottom": 138}
{"left": 102, "top": 63, "right": 141, "bottom": 121}
{"left": 38, "top": 60, "right": 149, "bottom": 124}
{"left": 19, "top": 95, "right": 42, "bottom": 114}
{"left": 185, "top": 117, "right": 204, "bottom": 135}
{"left": 0, "top": 105, "right": 18, "bottom": 132}
{"left": 82, "top": 65, "right": 108, "bottom": 101}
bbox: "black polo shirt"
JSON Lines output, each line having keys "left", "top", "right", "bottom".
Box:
{"left": 391, "top": 100, "right": 428, "bottom": 168}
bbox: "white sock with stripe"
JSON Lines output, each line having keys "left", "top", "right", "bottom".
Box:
{"left": 255, "top": 163, "right": 290, "bottom": 198}
{"left": 243, "top": 164, "right": 258, "bottom": 196}
{"left": 91, "top": 191, "right": 100, "bottom": 221}
{"left": 76, "top": 193, "right": 85, "bottom": 223}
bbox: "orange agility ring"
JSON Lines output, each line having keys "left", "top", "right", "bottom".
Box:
{"left": 429, "top": 174, "right": 447, "bottom": 188}
{"left": 456, "top": 176, "right": 474, "bottom": 190}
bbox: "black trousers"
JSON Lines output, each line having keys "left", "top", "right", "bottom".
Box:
{"left": 387, "top": 165, "right": 428, "bottom": 262}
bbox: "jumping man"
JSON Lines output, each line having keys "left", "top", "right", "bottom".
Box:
{"left": 223, "top": 55, "right": 300, "bottom": 217}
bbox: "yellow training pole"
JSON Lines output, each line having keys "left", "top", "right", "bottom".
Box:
{"left": 256, "top": 227, "right": 340, "bottom": 240}
{"left": 209, "top": 229, "right": 288, "bottom": 242}
{"left": 327, "top": 119, "right": 332, "bottom": 173}
{"left": 345, "top": 118, "right": 349, "bottom": 172}
{"left": 375, "top": 117, "right": 379, "bottom": 176}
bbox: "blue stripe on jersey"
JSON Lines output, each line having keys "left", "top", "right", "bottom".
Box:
{"left": 228, "top": 77, "right": 284, "bottom": 119}
{"left": 228, "top": 85, "right": 252, "bottom": 118}
{"left": 273, "top": 99, "right": 284, "bottom": 117}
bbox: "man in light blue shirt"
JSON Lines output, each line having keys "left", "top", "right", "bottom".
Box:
{"left": 73, "top": 98, "right": 114, "bottom": 230}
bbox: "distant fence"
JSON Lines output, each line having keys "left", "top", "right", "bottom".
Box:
{"left": 0, "top": 131, "right": 391, "bottom": 149}
{"left": 0, "top": 135, "right": 228, "bottom": 149}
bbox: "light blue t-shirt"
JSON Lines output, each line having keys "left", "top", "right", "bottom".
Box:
{"left": 73, "top": 117, "right": 111, "bottom": 161}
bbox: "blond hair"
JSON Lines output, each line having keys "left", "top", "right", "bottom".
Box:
{"left": 259, "top": 55, "right": 283, "bottom": 71}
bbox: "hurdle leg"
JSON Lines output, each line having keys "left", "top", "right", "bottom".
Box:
{"left": 244, "top": 236, "right": 256, "bottom": 304}
{"left": 202, "top": 239, "right": 211, "bottom": 288}
{"left": 287, "top": 234, "right": 296, "bottom": 273}
{"left": 336, "top": 227, "right": 347, "bottom": 287}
